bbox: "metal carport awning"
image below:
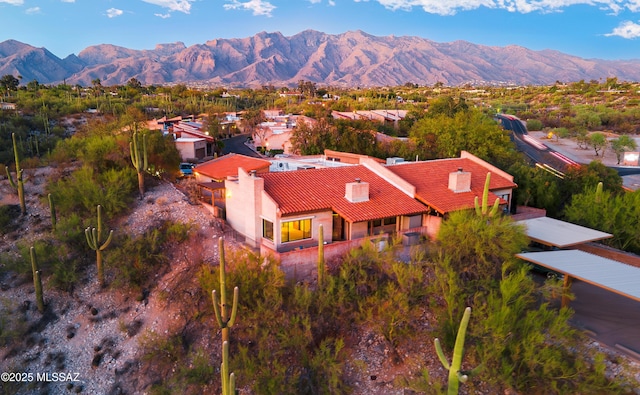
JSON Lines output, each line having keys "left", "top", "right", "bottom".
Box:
{"left": 517, "top": 216, "right": 613, "bottom": 248}
{"left": 516, "top": 250, "right": 640, "bottom": 304}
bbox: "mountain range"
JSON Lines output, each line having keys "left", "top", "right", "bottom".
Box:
{"left": 1, "top": 30, "right": 640, "bottom": 87}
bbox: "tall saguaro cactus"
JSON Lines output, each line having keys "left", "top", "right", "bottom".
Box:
{"left": 30, "top": 247, "right": 44, "bottom": 313}
{"left": 6, "top": 133, "right": 26, "bottom": 215}
{"left": 434, "top": 307, "right": 480, "bottom": 395}
{"left": 212, "top": 237, "right": 239, "bottom": 343}
{"left": 130, "top": 131, "right": 148, "bottom": 200}
{"left": 85, "top": 205, "right": 114, "bottom": 287}
{"left": 474, "top": 172, "right": 500, "bottom": 217}
{"left": 317, "top": 224, "right": 325, "bottom": 290}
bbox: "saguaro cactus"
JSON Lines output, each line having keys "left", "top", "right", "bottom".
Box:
{"left": 85, "top": 205, "right": 114, "bottom": 287}
{"left": 317, "top": 224, "right": 325, "bottom": 290}
{"left": 48, "top": 193, "right": 56, "bottom": 232}
{"left": 30, "top": 247, "right": 44, "bottom": 313}
{"left": 212, "top": 237, "right": 239, "bottom": 343}
{"left": 6, "top": 133, "right": 26, "bottom": 215}
{"left": 434, "top": 307, "right": 480, "bottom": 395}
{"left": 474, "top": 172, "right": 500, "bottom": 217}
{"left": 221, "top": 341, "right": 236, "bottom": 395}
{"left": 130, "top": 131, "right": 148, "bottom": 200}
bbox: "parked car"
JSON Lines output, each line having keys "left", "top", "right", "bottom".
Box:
{"left": 179, "top": 163, "right": 195, "bottom": 177}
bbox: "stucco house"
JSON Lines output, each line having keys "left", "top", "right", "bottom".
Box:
{"left": 223, "top": 151, "right": 516, "bottom": 276}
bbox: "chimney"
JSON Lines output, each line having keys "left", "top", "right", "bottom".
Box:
{"left": 448, "top": 168, "right": 471, "bottom": 193}
{"left": 345, "top": 178, "right": 369, "bottom": 203}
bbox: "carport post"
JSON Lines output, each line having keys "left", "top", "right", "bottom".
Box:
{"left": 562, "top": 275, "right": 573, "bottom": 308}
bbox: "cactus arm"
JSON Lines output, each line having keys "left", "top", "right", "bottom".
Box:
{"left": 228, "top": 286, "right": 239, "bottom": 327}
{"left": 433, "top": 307, "right": 477, "bottom": 395}
{"left": 229, "top": 372, "right": 236, "bottom": 395}
{"left": 434, "top": 338, "right": 451, "bottom": 370}
{"left": 212, "top": 289, "right": 224, "bottom": 328}
{"left": 481, "top": 173, "right": 491, "bottom": 215}
{"left": 595, "top": 181, "right": 603, "bottom": 203}
{"left": 474, "top": 196, "right": 481, "bottom": 216}
{"left": 6, "top": 166, "right": 16, "bottom": 188}
{"left": 85, "top": 227, "right": 98, "bottom": 250}
{"left": 489, "top": 197, "right": 501, "bottom": 217}
{"left": 99, "top": 230, "right": 114, "bottom": 251}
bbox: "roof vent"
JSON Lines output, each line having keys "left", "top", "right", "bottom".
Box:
{"left": 448, "top": 168, "right": 471, "bottom": 193}
{"left": 345, "top": 179, "right": 369, "bottom": 202}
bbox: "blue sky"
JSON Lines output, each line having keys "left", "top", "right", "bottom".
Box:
{"left": 1, "top": 0, "right": 640, "bottom": 60}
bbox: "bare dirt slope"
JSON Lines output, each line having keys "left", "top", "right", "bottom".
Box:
{"left": 0, "top": 173, "right": 228, "bottom": 395}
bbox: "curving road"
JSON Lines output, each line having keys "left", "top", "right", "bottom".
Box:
{"left": 496, "top": 113, "right": 640, "bottom": 178}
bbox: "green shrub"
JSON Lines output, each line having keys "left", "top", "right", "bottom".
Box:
{"left": 525, "top": 119, "right": 543, "bottom": 131}
{"left": 47, "top": 165, "right": 136, "bottom": 218}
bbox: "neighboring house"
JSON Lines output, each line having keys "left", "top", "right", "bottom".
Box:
{"left": 224, "top": 151, "right": 516, "bottom": 276}
{"left": 331, "top": 109, "right": 408, "bottom": 129}
{"left": 175, "top": 137, "right": 208, "bottom": 161}
{"left": 0, "top": 102, "right": 17, "bottom": 110}
{"left": 253, "top": 114, "right": 317, "bottom": 154}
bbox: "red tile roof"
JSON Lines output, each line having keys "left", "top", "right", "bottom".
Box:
{"left": 195, "top": 153, "right": 271, "bottom": 181}
{"left": 261, "top": 166, "right": 427, "bottom": 223}
{"left": 386, "top": 158, "right": 517, "bottom": 214}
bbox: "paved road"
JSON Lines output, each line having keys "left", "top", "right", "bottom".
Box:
{"left": 496, "top": 113, "right": 640, "bottom": 178}
{"left": 221, "top": 133, "right": 262, "bottom": 158}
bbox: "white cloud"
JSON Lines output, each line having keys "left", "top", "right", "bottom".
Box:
{"left": 60, "top": 0, "right": 76, "bottom": 3}
{"left": 141, "top": 0, "right": 193, "bottom": 14}
{"left": 0, "top": 0, "right": 24, "bottom": 5}
{"left": 106, "top": 8, "right": 124, "bottom": 18}
{"left": 605, "top": 20, "right": 640, "bottom": 38}
{"left": 155, "top": 13, "right": 172, "bottom": 18}
{"left": 367, "top": 0, "right": 640, "bottom": 16}
{"left": 25, "top": 6, "right": 40, "bottom": 14}
{"left": 224, "top": 0, "right": 276, "bottom": 17}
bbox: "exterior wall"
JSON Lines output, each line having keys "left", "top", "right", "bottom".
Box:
{"left": 401, "top": 214, "right": 423, "bottom": 230}
{"left": 351, "top": 221, "right": 369, "bottom": 239}
{"left": 175, "top": 140, "right": 206, "bottom": 161}
{"left": 492, "top": 187, "right": 514, "bottom": 212}
{"left": 267, "top": 237, "right": 377, "bottom": 280}
{"left": 175, "top": 142, "right": 196, "bottom": 160}
{"left": 224, "top": 169, "right": 264, "bottom": 247}
{"left": 424, "top": 215, "right": 442, "bottom": 239}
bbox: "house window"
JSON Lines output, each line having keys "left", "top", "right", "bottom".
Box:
{"left": 263, "top": 219, "right": 274, "bottom": 241}
{"left": 281, "top": 219, "right": 312, "bottom": 243}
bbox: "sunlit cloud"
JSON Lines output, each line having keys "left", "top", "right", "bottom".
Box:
{"left": 26, "top": 6, "right": 40, "bottom": 14}
{"left": 155, "top": 13, "right": 172, "bottom": 18}
{"left": 0, "top": 0, "right": 24, "bottom": 5}
{"left": 60, "top": 0, "right": 75, "bottom": 3}
{"left": 308, "top": 0, "right": 336, "bottom": 5}
{"left": 224, "top": 0, "right": 276, "bottom": 17}
{"left": 106, "top": 8, "right": 124, "bottom": 18}
{"left": 142, "top": 0, "right": 193, "bottom": 14}
{"left": 365, "top": 0, "right": 640, "bottom": 16}
{"left": 605, "top": 20, "right": 640, "bottom": 38}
